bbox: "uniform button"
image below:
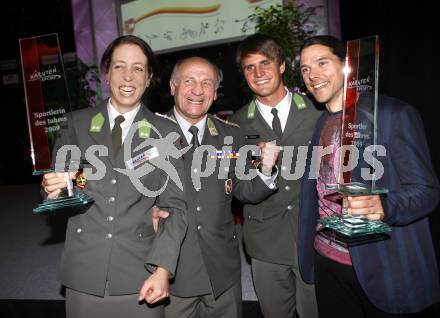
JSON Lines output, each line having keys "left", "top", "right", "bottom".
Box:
{"left": 106, "top": 233, "right": 112, "bottom": 239}
{"left": 108, "top": 197, "right": 115, "bottom": 203}
{"left": 196, "top": 206, "right": 201, "bottom": 212}
{"left": 197, "top": 225, "right": 201, "bottom": 230}
{"left": 107, "top": 216, "right": 114, "bottom": 222}
{"left": 110, "top": 179, "right": 116, "bottom": 185}
{"left": 287, "top": 205, "right": 293, "bottom": 210}
{"left": 76, "top": 228, "right": 82, "bottom": 233}
{"left": 285, "top": 185, "right": 291, "bottom": 191}
{"left": 233, "top": 235, "right": 236, "bottom": 239}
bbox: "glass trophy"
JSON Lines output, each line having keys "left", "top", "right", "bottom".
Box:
{"left": 320, "top": 35, "right": 391, "bottom": 245}
{"left": 19, "top": 33, "right": 94, "bottom": 214}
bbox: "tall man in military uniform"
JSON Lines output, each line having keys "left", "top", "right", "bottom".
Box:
{"left": 155, "top": 56, "right": 280, "bottom": 318}
{"left": 231, "top": 34, "right": 322, "bottom": 318}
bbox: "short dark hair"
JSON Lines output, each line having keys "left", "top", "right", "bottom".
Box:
{"left": 100, "top": 35, "right": 159, "bottom": 86}
{"left": 236, "top": 34, "right": 285, "bottom": 68}
{"left": 299, "top": 35, "right": 346, "bottom": 62}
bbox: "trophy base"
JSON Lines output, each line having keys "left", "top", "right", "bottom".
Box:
{"left": 325, "top": 182, "right": 388, "bottom": 195}
{"left": 318, "top": 215, "right": 391, "bottom": 246}
{"left": 33, "top": 189, "right": 94, "bottom": 214}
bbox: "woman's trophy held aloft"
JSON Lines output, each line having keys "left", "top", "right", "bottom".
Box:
{"left": 19, "top": 33, "right": 94, "bottom": 213}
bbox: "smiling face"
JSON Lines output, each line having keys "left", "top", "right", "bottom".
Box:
{"left": 106, "top": 43, "right": 151, "bottom": 113}
{"left": 300, "top": 44, "right": 344, "bottom": 112}
{"left": 170, "top": 58, "right": 218, "bottom": 124}
{"left": 241, "top": 53, "right": 286, "bottom": 106}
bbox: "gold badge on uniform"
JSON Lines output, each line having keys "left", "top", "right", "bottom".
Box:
{"left": 225, "top": 178, "right": 232, "bottom": 194}
{"left": 75, "top": 170, "right": 87, "bottom": 190}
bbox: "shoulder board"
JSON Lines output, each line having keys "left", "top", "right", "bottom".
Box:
{"left": 213, "top": 114, "right": 240, "bottom": 128}
{"left": 90, "top": 112, "right": 105, "bottom": 132}
{"left": 247, "top": 100, "right": 256, "bottom": 119}
{"left": 207, "top": 117, "right": 219, "bottom": 136}
{"left": 138, "top": 118, "right": 151, "bottom": 138}
{"left": 154, "top": 112, "right": 177, "bottom": 124}
{"left": 293, "top": 93, "right": 307, "bottom": 110}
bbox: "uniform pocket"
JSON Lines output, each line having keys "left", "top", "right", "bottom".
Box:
{"left": 66, "top": 216, "right": 84, "bottom": 235}
{"left": 63, "top": 216, "right": 86, "bottom": 254}
{"left": 135, "top": 222, "right": 155, "bottom": 241}
{"left": 244, "top": 206, "right": 263, "bottom": 222}
{"left": 223, "top": 221, "right": 238, "bottom": 242}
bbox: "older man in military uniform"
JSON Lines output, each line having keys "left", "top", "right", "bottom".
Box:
{"left": 154, "top": 56, "right": 279, "bottom": 318}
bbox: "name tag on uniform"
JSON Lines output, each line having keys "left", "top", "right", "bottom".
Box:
{"left": 126, "top": 147, "right": 159, "bottom": 169}
{"left": 245, "top": 134, "right": 260, "bottom": 139}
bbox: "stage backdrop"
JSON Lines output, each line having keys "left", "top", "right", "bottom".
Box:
{"left": 70, "top": 0, "right": 339, "bottom": 100}
{"left": 118, "top": 0, "right": 282, "bottom": 54}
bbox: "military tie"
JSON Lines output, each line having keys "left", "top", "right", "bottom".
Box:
{"left": 271, "top": 108, "right": 282, "bottom": 139}
{"left": 112, "top": 115, "right": 125, "bottom": 154}
{"left": 188, "top": 125, "right": 200, "bottom": 149}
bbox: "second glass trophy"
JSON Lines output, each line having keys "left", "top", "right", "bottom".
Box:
{"left": 320, "top": 35, "right": 391, "bottom": 245}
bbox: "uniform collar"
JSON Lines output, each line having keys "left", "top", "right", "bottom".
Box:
{"left": 173, "top": 107, "right": 207, "bottom": 144}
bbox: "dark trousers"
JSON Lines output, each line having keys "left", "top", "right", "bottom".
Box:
{"left": 252, "top": 257, "right": 318, "bottom": 318}
{"left": 315, "top": 252, "right": 415, "bottom": 318}
{"left": 165, "top": 281, "right": 242, "bottom": 318}
{"left": 66, "top": 286, "right": 163, "bottom": 318}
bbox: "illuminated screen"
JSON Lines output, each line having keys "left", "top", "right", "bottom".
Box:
{"left": 119, "top": 0, "right": 282, "bottom": 53}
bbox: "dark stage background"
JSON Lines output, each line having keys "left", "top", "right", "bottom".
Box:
{"left": 0, "top": 1, "right": 438, "bottom": 317}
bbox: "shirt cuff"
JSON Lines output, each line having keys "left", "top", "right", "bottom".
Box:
{"left": 257, "top": 166, "right": 278, "bottom": 189}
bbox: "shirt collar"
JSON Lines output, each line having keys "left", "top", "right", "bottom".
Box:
{"left": 173, "top": 107, "right": 207, "bottom": 144}
{"left": 255, "top": 87, "right": 292, "bottom": 120}
{"left": 107, "top": 99, "right": 141, "bottom": 130}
